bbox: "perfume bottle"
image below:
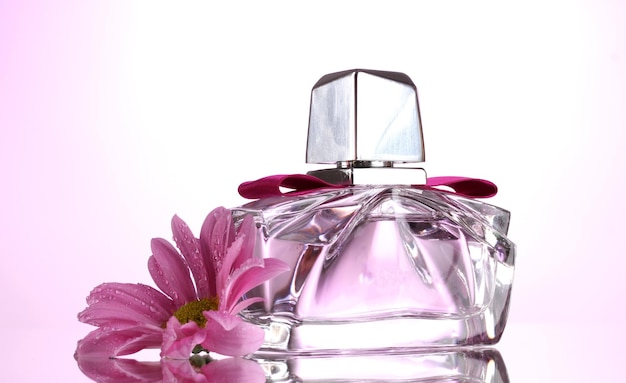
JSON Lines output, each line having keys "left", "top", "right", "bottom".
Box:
{"left": 233, "top": 69, "right": 515, "bottom": 354}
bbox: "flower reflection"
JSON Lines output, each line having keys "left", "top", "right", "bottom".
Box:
{"left": 77, "top": 355, "right": 265, "bottom": 383}
{"left": 164, "top": 357, "right": 266, "bottom": 383}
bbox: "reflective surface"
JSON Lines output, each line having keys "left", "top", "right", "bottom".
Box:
{"left": 74, "top": 348, "right": 508, "bottom": 383}
{"left": 5, "top": 323, "right": 626, "bottom": 381}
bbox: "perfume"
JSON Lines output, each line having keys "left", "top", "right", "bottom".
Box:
{"left": 233, "top": 69, "right": 515, "bottom": 354}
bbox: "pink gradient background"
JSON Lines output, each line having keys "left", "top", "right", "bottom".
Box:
{"left": 1, "top": 1, "right": 625, "bottom": 381}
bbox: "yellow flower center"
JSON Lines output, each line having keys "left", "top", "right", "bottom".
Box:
{"left": 173, "top": 297, "right": 219, "bottom": 327}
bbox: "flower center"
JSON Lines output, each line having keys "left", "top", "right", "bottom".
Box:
{"left": 173, "top": 297, "right": 219, "bottom": 327}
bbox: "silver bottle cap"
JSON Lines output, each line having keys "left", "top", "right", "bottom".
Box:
{"left": 306, "top": 69, "right": 426, "bottom": 185}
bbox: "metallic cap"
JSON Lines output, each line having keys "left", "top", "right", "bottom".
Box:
{"left": 306, "top": 69, "right": 424, "bottom": 165}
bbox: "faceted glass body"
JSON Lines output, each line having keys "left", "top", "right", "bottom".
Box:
{"left": 233, "top": 185, "right": 515, "bottom": 354}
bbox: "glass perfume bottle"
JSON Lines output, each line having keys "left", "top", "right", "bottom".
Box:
{"left": 233, "top": 69, "right": 515, "bottom": 354}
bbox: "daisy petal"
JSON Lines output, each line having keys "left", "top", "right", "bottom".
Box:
{"left": 79, "top": 282, "right": 174, "bottom": 328}
{"left": 149, "top": 238, "right": 197, "bottom": 306}
{"left": 171, "top": 215, "right": 211, "bottom": 298}
{"left": 161, "top": 316, "right": 208, "bottom": 359}
{"left": 231, "top": 215, "right": 257, "bottom": 271}
{"left": 79, "top": 305, "right": 160, "bottom": 329}
{"left": 199, "top": 207, "right": 235, "bottom": 296}
{"left": 229, "top": 297, "right": 265, "bottom": 316}
{"left": 219, "top": 215, "right": 256, "bottom": 284}
{"left": 201, "top": 311, "right": 265, "bottom": 357}
{"left": 75, "top": 326, "right": 163, "bottom": 359}
{"left": 223, "top": 258, "right": 290, "bottom": 312}
{"left": 204, "top": 309, "right": 240, "bottom": 331}
{"left": 216, "top": 235, "right": 246, "bottom": 296}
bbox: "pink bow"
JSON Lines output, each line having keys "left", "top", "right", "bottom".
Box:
{"left": 238, "top": 174, "right": 497, "bottom": 199}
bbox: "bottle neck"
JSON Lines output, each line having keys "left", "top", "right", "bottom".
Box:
{"left": 307, "top": 162, "right": 427, "bottom": 186}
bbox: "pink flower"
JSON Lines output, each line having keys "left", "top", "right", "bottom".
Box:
{"left": 76, "top": 354, "right": 265, "bottom": 383}
{"left": 76, "top": 207, "right": 289, "bottom": 359}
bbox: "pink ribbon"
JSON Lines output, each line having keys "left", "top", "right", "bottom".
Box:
{"left": 238, "top": 174, "right": 497, "bottom": 199}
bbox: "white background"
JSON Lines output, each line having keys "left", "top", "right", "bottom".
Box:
{"left": 1, "top": 0, "right": 625, "bottom": 380}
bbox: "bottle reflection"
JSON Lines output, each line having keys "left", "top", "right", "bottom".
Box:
{"left": 258, "top": 348, "right": 509, "bottom": 383}
{"left": 76, "top": 348, "right": 508, "bottom": 383}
